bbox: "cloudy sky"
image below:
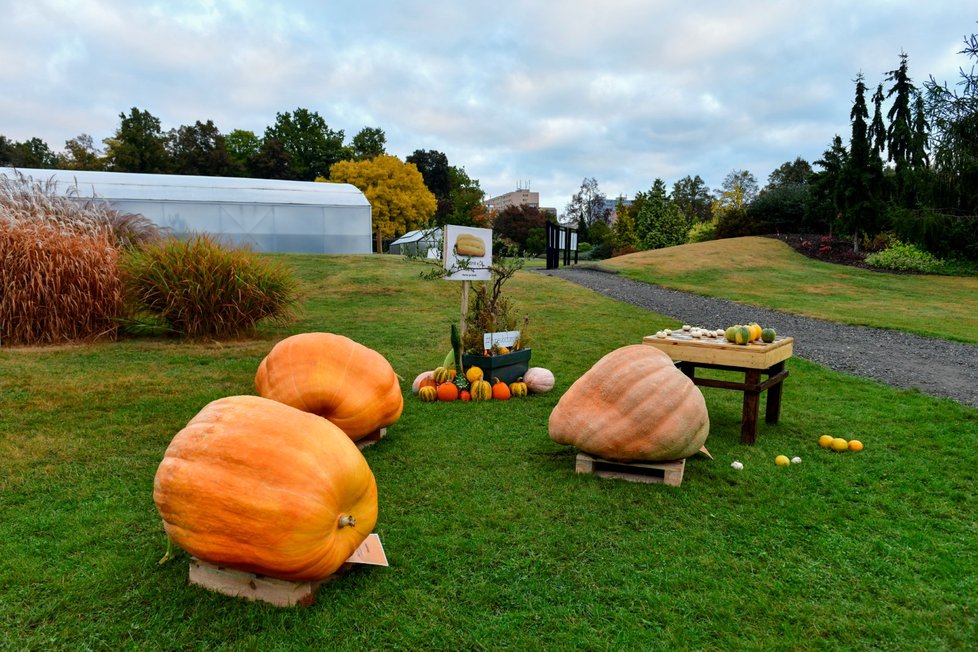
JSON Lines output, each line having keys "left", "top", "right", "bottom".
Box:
{"left": 2, "top": 1, "right": 975, "bottom": 213}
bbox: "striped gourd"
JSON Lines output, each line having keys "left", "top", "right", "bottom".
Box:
{"left": 418, "top": 386, "right": 438, "bottom": 402}
{"left": 433, "top": 367, "right": 456, "bottom": 384}
{"left": 470, "top": 379, "right": 492, "bottom": 401}
{"left": 509, "top": 379, "right": 528, "bottom": 397}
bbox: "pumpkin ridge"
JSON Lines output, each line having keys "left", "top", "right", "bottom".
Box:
{"left": 281, "top": 337, "right": 315, "bottom": 415}
{"left": 154, "top": 396, "right": 378, "bottom": 581}
{"left": 548, "top": 345, "right": 709, "bottom": 462}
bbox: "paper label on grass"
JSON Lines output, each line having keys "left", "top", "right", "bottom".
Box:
{"left": 345, "top": 533, "right": 388, "bottom": 566}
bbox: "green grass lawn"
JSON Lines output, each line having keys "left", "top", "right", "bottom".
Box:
{"left": 605, "top": 237, "right": 978, "bottom": 344}
{"left": 1, "top": 250, "right": 976, "bottom": 650}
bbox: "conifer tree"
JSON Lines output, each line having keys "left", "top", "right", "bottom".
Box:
{"left": 842, "top": 74, "right": 882, "bottom": 251}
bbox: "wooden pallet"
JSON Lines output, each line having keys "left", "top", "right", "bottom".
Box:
{"left": 355, "top": 427, "right": 386, "bottom": 451}
{"left": 575, "top": 452, "right": 685, "bottom": 487}
{"left": 188, "top": 557, "right": 348, "bottom": 607}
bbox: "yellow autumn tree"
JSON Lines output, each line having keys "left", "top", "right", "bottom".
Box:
{"left": 325, "top": 154, "right": 437, "bottom": 239}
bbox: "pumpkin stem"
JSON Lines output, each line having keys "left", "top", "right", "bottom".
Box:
{"left": 338, "top": 514, "right": 357, "bottom": 529}
{"left": 158, "top": 535, "right": 175, "bottom": 566}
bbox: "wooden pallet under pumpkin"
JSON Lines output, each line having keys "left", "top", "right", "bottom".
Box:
{"left": 575, "top": 452, "right": 685, "bottom": 487}
{"left": 188, "top": 557, "right": 349, "bottom": 607}
{"left": 355, "top": 427, "right": 386, "bottom": 451}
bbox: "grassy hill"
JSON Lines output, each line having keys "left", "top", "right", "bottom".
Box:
{"left": 603, "top": 236, "right": 978, "bottom": 344}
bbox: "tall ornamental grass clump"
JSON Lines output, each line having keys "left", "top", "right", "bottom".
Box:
{"left": 0, "top": 172, "right": 129, "bottom": 345}
{"left": 0, "top": 221, "right": 122, "bottom": 345}
{"left": 120, "top": 234, "right": 298, "bottom": 338}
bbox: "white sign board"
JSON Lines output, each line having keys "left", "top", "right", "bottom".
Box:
{"left": 483, "top": 330, "right": 521, "bottom": 350}
{"left": 345, "top": 533, "right": 389, "bottom": 567}
{"left": 443, "top": 225, "right": 492, "bottom": 281}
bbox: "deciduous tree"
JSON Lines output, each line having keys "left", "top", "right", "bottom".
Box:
{"left": 406, "top": 149, "right": 451, "bottom": 224}
{"left": 351, "top": 127, "right": 386, "bottom": 161}
{"left": 59, "top": 134, "right": 104, "bottom": 170}
{"left": 104, "top": 107, "right": 169, "bottom": 173}
{"left": 2, "top": 136, "right": 58, "bottom": 168}
{"left": 492, "top": 204, "right": 549, "bottom": 253}
{"left": 328, "top": 154, "right": 437, "bottom": 239}
{"left": 670, "top": 175, "right": 713, "bottom": 223}
{"left": 767, "top": 158, "right": 812, "bottom": 189}
{"left": 225, "top": 129, "right": 261, "bottom": 176}
{"left": 265, "top": 108, "right": 346, "bottom": 180}
{"left": 447, "top": 165, "right": 488, "bottom": 226}
{"left": 564, "top": 177, "right": 606, "bottom": 241}
{"left": 167, "top": 120, "right": 236, "bottom": 177}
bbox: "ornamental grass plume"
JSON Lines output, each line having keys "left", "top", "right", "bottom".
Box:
{"left": 0, "top": 172, "right": 125, "bottom": 345}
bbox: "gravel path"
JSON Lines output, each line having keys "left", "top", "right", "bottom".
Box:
{"left": 541, "top": 266, "right": 978, "bottom": 409}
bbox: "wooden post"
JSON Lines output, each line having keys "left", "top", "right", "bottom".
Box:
{"left": 375, "top": 230, "right": 382, "bottom": 254}
{"left": 459, "top": 280, "right": 469, "bottom": 339}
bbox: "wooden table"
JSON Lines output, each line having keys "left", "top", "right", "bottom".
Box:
{"left": 642, "top": 334, "right": 793, "bottom": 445}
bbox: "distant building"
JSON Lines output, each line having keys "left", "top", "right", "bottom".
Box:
{"left": 485, "top": 188, "right": 539, "bottom": 211}
{"left": 388, "top": 227, "right": 442, "bottom": 258}
{"left": 601, "top": 197, "right": 633, "bottom": 224}
{"left": 485, "top": 186, "right": 557, "bottom": 216}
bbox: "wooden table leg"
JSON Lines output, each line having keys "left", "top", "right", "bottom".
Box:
{"left": 740, "top": 369, "right": 762, "bottom": 445}
{"left": 765, "top": 361, "right": 786, "bottom": 424}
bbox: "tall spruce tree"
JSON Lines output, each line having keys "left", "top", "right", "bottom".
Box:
{"left": 869, "top": 83, "right": 887, "bottom": 158}
{"left": 809, "top": 136, "right": 849, "bottom": 234}
{"left": 842, "top": 74, "right": 881, "bottom": 251}
{"left": 885, "top": 53, "right": 918, "bottom": 204}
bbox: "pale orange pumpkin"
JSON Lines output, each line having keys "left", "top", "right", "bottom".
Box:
{"left": 255, "top": 332, "right": 403, "bottom": 440}
{"left": 153, "top": 395, "right": 377, "bottom": 582}
{"left": 523, "top": 367, "right": 555, "bottom": 394}
{"left": 548, "top": 345, "right": 709, "bottom": 461}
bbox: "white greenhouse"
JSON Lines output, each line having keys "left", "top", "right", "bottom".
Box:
{"left": 388, "top": 227, "right": 442, "bottom": 258}
{"left": 1, "top": 168, "right": 374, "bottom": 254}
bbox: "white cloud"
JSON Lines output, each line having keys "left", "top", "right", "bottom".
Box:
{"left": 2, "top": 0, "right": 975, "bottom": 212}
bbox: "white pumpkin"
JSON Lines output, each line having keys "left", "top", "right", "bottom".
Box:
{"left": 523, "top": 367, "right": 555, "bottom": 394}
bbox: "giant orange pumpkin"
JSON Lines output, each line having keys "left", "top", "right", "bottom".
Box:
{"left": 255, "top": 332, "right": 403, "bottom": 440}
{"left": 153, "top": 395, "right": 377, "bottom": 582}
{"left": 548, "top": 345, "right": 709, "bottom": 461}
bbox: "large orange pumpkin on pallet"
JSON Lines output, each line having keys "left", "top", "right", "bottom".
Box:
{"left": 548, "top": 345, "right": 709, "bottom": 462}
{"left": 153, "top": 395, "right": 377, "bottom": 582}
{"left": 255, "top": 332, "right": 403, "bottom": 440}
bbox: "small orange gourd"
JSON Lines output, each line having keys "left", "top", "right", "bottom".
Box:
{"left": 153, "top": 396, "right": 377, "bottom": 582}
{"left": 492, "top": 377, "right": 511, "bottom": 401}
{"left": 436, "top": 382, "right": 459, "bottom": 402}
{"left": 460, "top": 390, "right": 471, "bottom": 402}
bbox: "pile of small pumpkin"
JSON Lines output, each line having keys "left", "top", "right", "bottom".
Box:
{"left": 412, "top": 365, "right": 554, "bottom": 402}
{"left": 724, "top": 322, "right": 777, "bottom": 345}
